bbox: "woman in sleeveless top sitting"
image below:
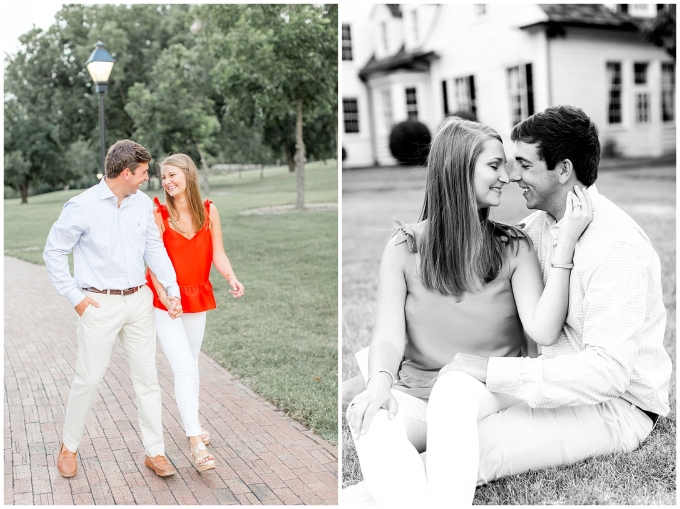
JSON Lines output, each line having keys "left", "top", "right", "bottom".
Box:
{"left": 344, "top": 118, "right": 592, "bottom": 505}
{"left": 146, "top": 154, "right": 245, "bottom": 472}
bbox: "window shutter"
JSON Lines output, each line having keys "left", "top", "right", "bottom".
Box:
{"left": 525, "top": 64, "right": 534, "bottom": 116}
{"left": 469, "top": 76, "right": 477, "bottom": 116}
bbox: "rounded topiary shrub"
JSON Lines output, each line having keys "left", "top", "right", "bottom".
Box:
{"left": 389, "top": 119, "right": 431, "bottom": 166}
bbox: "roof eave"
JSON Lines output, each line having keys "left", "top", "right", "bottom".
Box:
{"left": 519, "top": 20, "right": 641, "bottom": 33}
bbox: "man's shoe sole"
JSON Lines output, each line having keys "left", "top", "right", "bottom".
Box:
{"left": 58, "top": 470, "right": 76, "bottom": 478}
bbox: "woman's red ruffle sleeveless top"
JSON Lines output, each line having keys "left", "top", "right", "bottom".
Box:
{"left": 146, "top": 197, "right": 217, "bottom": 313}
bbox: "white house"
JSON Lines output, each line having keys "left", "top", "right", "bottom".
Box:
{"left": 342, "top": 4, "right": 676, "bottom": 167}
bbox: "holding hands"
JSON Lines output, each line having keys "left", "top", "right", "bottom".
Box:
{"left": 158, "top": 291, "right": 183, "bottom": 319}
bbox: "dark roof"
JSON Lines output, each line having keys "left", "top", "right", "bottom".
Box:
{"left": 386, "top": 5, "right": 402, "bottom": 18}
{"left": 359, "top": 46, "right": 437, "bottom": 80}
{"left": 520, "top": 4, "right": 642, "bottom": 31}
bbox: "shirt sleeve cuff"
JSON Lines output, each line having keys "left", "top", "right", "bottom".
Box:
{"left": 165, "top": 284, "right": 180, "bottom": 299}
{"left": 486, "top": 357, "right": 524, "bottom": 395}
{"left": 66, "top": 288, "right": 86, "bottom": 308}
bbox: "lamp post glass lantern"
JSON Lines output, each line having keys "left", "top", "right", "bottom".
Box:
{"left": 85, "top": 41, "right": 115, "bottom": 177}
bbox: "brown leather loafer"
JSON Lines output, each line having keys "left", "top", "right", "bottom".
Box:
{"left": 57, "top": 443, "right": 77, "bottom": 478}
{"left": 144, "top": 455, "right": 176, "bottom": 477}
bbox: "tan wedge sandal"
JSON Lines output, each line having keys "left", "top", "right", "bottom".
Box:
{"left": 200, "top": 424, "right": 211, "bottom": 445}
{"left": 191, "top": 442, "right": 216, "bottom": 472}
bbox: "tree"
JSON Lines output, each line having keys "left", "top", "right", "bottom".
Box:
{"left": 4, "top": 96, "right": 74, "bottom": 203}
{"left": 198, "top": 4, "right": 338, "bottom": 208}
{"left": 4, "top": 5, "right": 198, "bottom": 197}
{"left": 640, "top": 8, "right": 676, "bottom": 60}
{"left": 125, "top": 43, "right": 221, "bottom": 187}
{"left": 4, "top": 4, "right": 337, "bottom": 200}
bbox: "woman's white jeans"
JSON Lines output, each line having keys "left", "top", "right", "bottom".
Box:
{"left": 155, "top": 309, "right": 207, "bottom": 437}
{"left": 352, "top": 371, "right": 520, "bottom": 506}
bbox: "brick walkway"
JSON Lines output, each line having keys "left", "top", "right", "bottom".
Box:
{"left": 4, "top": 256, "right": 338, "bottom": 505}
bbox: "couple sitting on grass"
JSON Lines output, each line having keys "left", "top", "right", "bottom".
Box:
{"left": 44, "top": 140, "right": 245, "bottom": 478}
{"left": 343, "top": 106, "right": 671, "bottom": 505}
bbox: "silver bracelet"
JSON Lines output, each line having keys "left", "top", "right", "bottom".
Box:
{"left": 366, "top": 369, "right": 395, "bottom": 389}
{"left": 550, "top": 262, "right": 574, "bottom": 269}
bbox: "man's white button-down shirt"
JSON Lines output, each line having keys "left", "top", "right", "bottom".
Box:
{"left": 44, "top": 178, "right": 180, "bottom": 307}
{"left": 487, "top": 185, "right": 672, "bottom": 417}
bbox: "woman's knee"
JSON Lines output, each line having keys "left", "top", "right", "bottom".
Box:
{"left": 432, "top": 370, "right": 481, "bottom": 397}
{"left": 354, "top": 409, "right": 407, "bottom": 449}
{"left": 428, "top": 371, "right": 482, "bottom": 417}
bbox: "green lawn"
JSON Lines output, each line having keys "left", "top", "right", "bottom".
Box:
{"left": 341, "top": 162, "right": 676, "bottom": 504}
{"left": 5, "top": 161, "right": 339, "bottom": 444}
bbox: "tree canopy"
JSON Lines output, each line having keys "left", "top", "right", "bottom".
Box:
{"left": 4, "top": 4, "right": 337, "bottom": 203}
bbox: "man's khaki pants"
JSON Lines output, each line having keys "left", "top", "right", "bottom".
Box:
{"left": 62, "top": 286, "right": 164, "bottom": 457}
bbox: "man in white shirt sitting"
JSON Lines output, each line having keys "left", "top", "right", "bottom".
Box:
{"left": 44, "top": 140, "right": 183, "bottom": 478}
{"left": 447, "top": 105, "right": 672, "bottom": 485}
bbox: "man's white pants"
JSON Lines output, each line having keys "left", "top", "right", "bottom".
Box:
{"left": 62, "top": 286, "right": 165, "bottom": 457}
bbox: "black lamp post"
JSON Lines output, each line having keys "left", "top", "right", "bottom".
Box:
{"left": 85, "top": 41, "right": 115, "bottom": 176}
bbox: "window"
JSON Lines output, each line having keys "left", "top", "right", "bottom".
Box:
{"left": 662, "top": 63, "right": 675, "bottom": 122}
{"left": 630, "top": 4, "right": 655, "bottom": 17}
{"left": 634, "top": 62, "right": 648, "bottom": 85}
{"left": 606, "top": 62, "right": 622, "bottom": 124}
{"left": 342, "top": 24, "right": 353, "bottom": 61}
{"left": 454, "top": 76, "right": 477, "bottom": 117}
{"left": 507, "top": 64, "right": 534, "bottom": 126}
{"left": 381, "top": 22, "right": 388, "bottom": 52}
{"left": 343, "top": 98, "right": 359, "bottom": 133}
{"left": 442, "top": 80, "right": 449, "bottom": 115}
{"left": 636, "top": 93, "right": 650, "bottom": 123}
{"left": 412, "top": 10, "right": 419, "bottom": 44}
{"left": 633, "top": 62, "right": 650, "bottom": 124}
{"left": 406, "top": 87, "right": 418, "bottom": 121}
{"left": 381, "top": 89, "right": 393, "bottom": 131}
{"left": 474, "top": 4, "right": 487, "bottom": 16}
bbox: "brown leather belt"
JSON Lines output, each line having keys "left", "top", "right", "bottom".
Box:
{"left": 83, "top": 285, "right": 144, "bottom": 296}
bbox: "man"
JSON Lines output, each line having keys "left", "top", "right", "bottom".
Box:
{"left": 448, "top": 105, "right": 672, "bottom": 483}
{"left": 44, "top": 140, "right": 183, "bottom": 478}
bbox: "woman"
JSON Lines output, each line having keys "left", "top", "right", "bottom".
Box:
{"left": 146, "top": 153, "right": 245, "bottom": 472}
{"left": 344, "top": 117, "right": 592, "bottom": 505}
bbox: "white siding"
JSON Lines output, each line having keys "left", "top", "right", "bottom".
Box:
{"left": 550, "top": 28, "right": 674, "bottom": 157}
{"left": 402, "top": 4, "right": 439, "bottom": 52}
{"left": 372, "top": 5, "right": 405, "bottom": 60}
{"left": 343, "top": 3, "right": 675, "bottom": 166}
{"left": 427, "top": 4, "right": 548, "bottom": 150}
{"left": 342, "top": 4, "right": 378, "bottom": 167}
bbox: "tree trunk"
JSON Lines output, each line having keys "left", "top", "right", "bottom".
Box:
{"left": 19, "top": 175, "right": 31, "bottom": 205}
{"left": 333, "top": 114, "right": 338, "bottom": 161}
{"left": 19, "top": 181, "right": 29, "bottom": 204}
{"left": 294, "top": 97, "right": 305, "bottom": 210}
{"left": 195, "top": 142, "right": 210, "bottom": 194}
{"left": 285, "top": 144, "right": 295, "bottom": 172}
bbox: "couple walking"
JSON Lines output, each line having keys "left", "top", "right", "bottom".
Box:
{"left": 43, "top": 140, "right": 244, "bottom": 478}
{"left": 343, "top": 106, "right": 671, "bottom": 505}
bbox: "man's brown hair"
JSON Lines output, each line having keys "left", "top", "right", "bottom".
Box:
{"left": 105, "top": 140, "right": 151, "bottom": 179}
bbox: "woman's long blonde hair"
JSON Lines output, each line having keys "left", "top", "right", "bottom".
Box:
{"left": 419, "top": 117, "right": 524, "bottom": 295}
{"left": 158, "top": 153, "right": 207, "bottom": 233}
